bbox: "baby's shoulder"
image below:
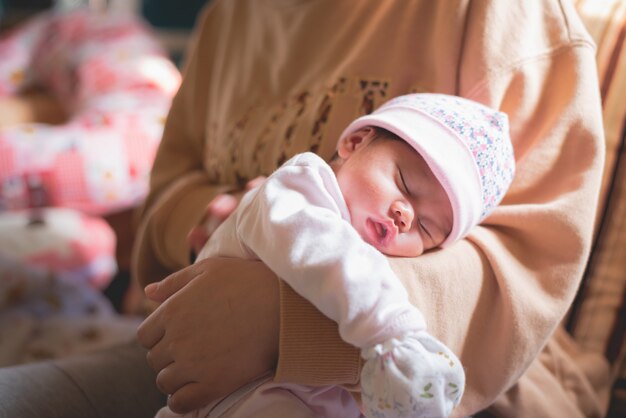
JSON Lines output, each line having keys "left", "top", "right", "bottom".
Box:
{"left": 270, "top": 152, "right": 341, "bottom": 197}
{"left": 284, "top": 152, "right": 328, "bottom": 168}
{"left": 275, "top": 152, "right": 335, "bottom": 181}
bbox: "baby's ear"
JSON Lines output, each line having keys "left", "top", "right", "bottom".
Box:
{"left": 337, "top": 127, "right": 376, "bottom": 158}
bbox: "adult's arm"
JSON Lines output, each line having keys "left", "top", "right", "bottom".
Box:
{"left": 274, "top": 2, "right": 605, "bottom": 416}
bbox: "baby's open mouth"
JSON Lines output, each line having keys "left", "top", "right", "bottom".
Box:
{"left": 366, "top": 218, "right": 393, "bottom": 247}
{"left": 374, "top": 221, "right": 388, "bottom": 241}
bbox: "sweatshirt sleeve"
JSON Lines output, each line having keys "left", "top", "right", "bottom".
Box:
{"left": 275, "top": 3, "right": 605, "bottom": 417}
{"left": 438, "top": 3, "right": 603, "bottom": 414}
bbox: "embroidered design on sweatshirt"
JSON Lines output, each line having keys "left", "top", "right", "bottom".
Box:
{"left": 358, "top": 79, "right": 390, "bottom": 115}
{"left": 207, "top": 76, "right": 411, "bottom": 187}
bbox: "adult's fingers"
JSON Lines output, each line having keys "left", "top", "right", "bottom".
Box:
{"left": 167, "top": 382, "right": 213, "bottom": 415}
{"left": 206, "top": 193, "right": 238, "bottom": 217}
{"left": 144, "top": 265, "right": 202, "bottom": 303}
{"left": 140, "top": 264, "right": 205, "bottom": 348}
{"left": 145, "top": 339, "right": 173, "bottom": 372}
{"left": 136, "top": 310, "right": 165, "bottom": 350}
{"left": 186, "top": 194, "right": 238, "bottom": 253}
{"left": 187, "top": 225, "right": 210, "bottom": 255}
{"left": 245, "top": 175, "right": 267, "bottom": 190}
{"left": 156, "top": 363, "right": 193, "bottom": 397}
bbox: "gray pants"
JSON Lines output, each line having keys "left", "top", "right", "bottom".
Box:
{"left": 0, "top": 340, "right": 165, "bottom": 418}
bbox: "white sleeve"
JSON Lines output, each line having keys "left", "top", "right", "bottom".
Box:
{"left": 234, "top": 156, "right": 425, "bottom": 348}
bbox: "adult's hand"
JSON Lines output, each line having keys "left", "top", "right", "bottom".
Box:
{"left": 136, "top": 257, "right": 279, "bottom": 414}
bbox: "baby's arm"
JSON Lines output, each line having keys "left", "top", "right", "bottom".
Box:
{"left": 226, "top": 154, "right": 424, "bottom": 346}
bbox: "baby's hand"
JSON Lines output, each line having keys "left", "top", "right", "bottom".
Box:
{"left": 186, "top": 176, "right": 267, "bottom": 256}
{"left": 186, "top": 193, "right": 238, "bottom": 256}
{"left": 360, "top": 332, "right": 464, "bottom": 418}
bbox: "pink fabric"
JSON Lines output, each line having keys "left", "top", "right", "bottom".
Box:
{"left": 0, "top": 8, "right": 181, "bottom": 215}
{"left": 156, "top": 375, "right": 363, "bottom": 418}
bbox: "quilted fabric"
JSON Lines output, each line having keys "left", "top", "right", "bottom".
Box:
{"left": 0, "top": 8, "right": 181, "bottom": 215}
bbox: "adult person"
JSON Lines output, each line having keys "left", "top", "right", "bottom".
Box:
{"left": 135, "top": 1, "right": 610, "bottom": 417}
{"left": 0, "top": 1, "right": 610, "bottom": 417}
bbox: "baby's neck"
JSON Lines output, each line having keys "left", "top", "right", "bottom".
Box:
{"left": 328, "top": 156, "right": 343, "bottom": 177}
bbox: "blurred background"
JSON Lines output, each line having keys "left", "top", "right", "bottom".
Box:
{"left": 0, "top": 0, "right": 209, "bottom": 64}
{"left": 0, "top": 0, "right": 209, "bottom": 366}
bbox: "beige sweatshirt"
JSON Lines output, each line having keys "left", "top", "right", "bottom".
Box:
{"left": 133, "top": 0, "right": 605, "bottom": 416}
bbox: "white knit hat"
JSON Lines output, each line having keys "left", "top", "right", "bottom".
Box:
{"left": 338, "top": 93, "right": 515, "bottom": 247}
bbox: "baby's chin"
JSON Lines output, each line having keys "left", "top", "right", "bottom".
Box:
{"left": 361, "top": 233, "right": 424, "bottom": 257}
{"left": 381, "top": 246, "right": 424, "bottom": 258}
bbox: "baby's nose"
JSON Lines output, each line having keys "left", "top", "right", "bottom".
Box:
{"left": 391, "top": 201, "right": 413, "bottom": 232}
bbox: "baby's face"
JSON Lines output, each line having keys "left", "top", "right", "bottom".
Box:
{"left": 334, "top": 129, "right": 453, "bottom": 257}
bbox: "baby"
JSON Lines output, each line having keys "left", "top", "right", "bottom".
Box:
{"left": 157, "top": 93, "right": 515, "bottom": 418}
